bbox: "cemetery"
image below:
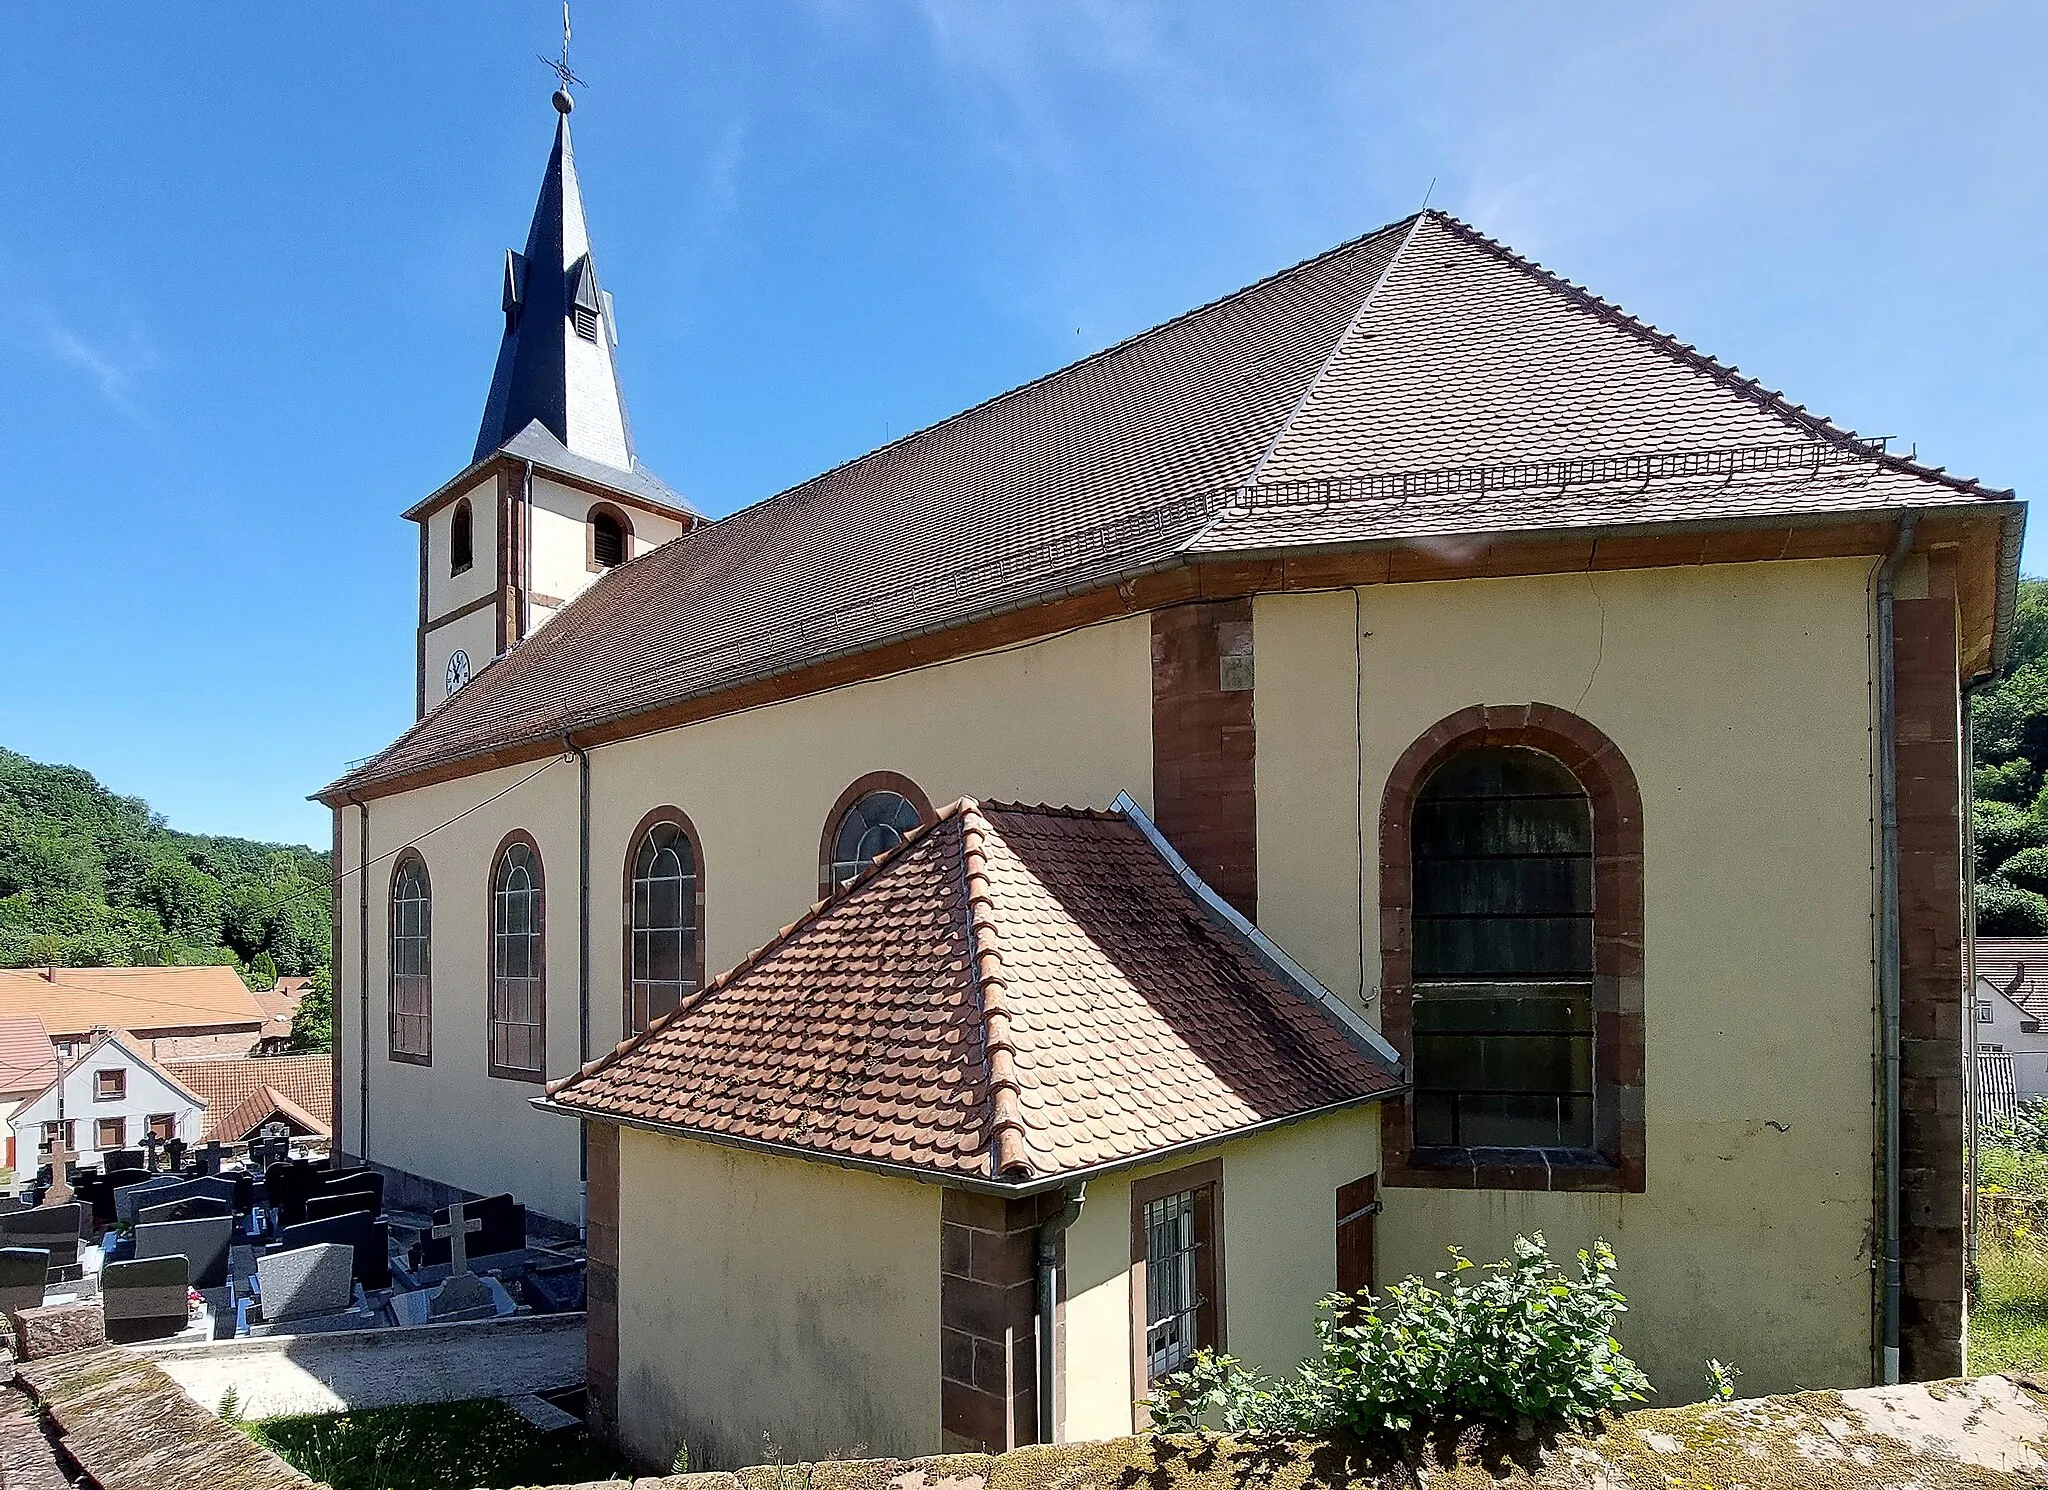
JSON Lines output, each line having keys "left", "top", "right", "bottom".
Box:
{"left": 2, "top": 1121, "right": 587, "bottom": 1353}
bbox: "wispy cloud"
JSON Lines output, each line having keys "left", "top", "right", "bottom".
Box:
{"left": 28, "top": 307, "right": 160, "bottom": 424}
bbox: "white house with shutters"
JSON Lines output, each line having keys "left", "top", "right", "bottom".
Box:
{"left": 1975, "top": 937, "right": 2048, "bottom": 1106}
{"left": 7, "top": 1029, "right": 205, "bottom": 1166}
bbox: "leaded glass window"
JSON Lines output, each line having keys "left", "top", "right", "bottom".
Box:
{"left": 629, "top": 820, "right": 697, "bottom": 1034}
{"left": 390, "top": 855, "right": 432, "bottom": 1060}
{"left": 490, "top": 840, "right": 546, "bottom": 1079}
{"left": 830, "top": 791, "right": 922, "bottom": 888}
{"left": 1411, "top": 746, "right": 1595, "bottom": 1150}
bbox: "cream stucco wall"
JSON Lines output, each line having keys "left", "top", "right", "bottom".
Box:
{"left": 1254, "top": 559, "right": 1881, "bottom": 1399}
{"left": 337, "top": 615, "right": 1153, "bottom": 1221}
{"left": 423, "top": 605, "right": 500, "bottom": 712}
{"left": 615, "top": 1130, "right": 942, "bottom": 1470}
{"left": 423, "top": 479, "right": 497, "bottom": 622}
{"left": 1062, "top": 1105, "right": 1382, "bottom": 1442}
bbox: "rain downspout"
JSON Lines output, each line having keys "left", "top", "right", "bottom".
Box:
{"left": 349, "top": 795, "right": 371, "bottom": 1167}
{"left": 1036, "top": 1184, "right": 1085, "bottom": 1444}
{"left": 567, "top": 734, "right": 592, "bottom": 1241}
{"left": 1877, "top": 509, "right": 1918, "bottom": 1386}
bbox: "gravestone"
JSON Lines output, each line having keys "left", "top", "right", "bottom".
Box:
{"left": 195, "top": 1141, "right": 223, "bottom": 1176}
{"left": 0, "top": 1247, "right": 48, "bottom": 1318}
{"left": 314, "top": 1169, "right": 383, "bottom": 1208}
{"left": 136, "top": 1196, "right": 232, "bottom": 1227}
{"left": 115, "top": 1174, "right": 193, "bottom": 1226}
{"left": 140, "top": 1133, "right": 161, "bottom": 1173}
{"left": 278, "top": 1212, "right": 389, "bottom": 1290}
{"left": 134, "top": 1214, "right": 232, "bottom": 1288}
{"left": 257, "top": 1242, "right": 355, "bottom": 1324}
{"left": 0, "top": 1204, "right": 84, "bottom": 1273}
{"left": 123, "top": 1175, "right": 235, "bottom": 1223}
{"left": 523, "top": 1258, "right": 585, "bottom": 1313}
{"left": 104, "top": 1149, "right": 145, "bottom": 1175}
{"left": 265, "top": 1162, "right": 317, "bottom": 1226}
{"left": 418, "top": 1193, "right": 526, "bottom": 1267}
{"left": 36, "top": 1131, "right": 75, "bottom": 1208}
{"left": 164, "top": 1138, "right": 187, "bottom": 1173}
{"left": 304, "top": 1190, "right": 376, "bottom": 1223}
{"left": 101, "top": 1255, "right": 191, "bottom": 1343}
{"left": 428, "top": 1200, "right": 491, "bottom": 1316}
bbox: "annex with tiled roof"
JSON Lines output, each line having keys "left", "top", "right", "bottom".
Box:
{"left": 327, "top": 210, "right": 2020, "bottom": 801}
{"left": 0, "top": 966, "right": 268, "bottom": 1042}
{"left": 543, "top": 797, "right": 1399, "bottom": 1186}
{"left": 164, "top": 1054, "right": 336, "bottom": 1143}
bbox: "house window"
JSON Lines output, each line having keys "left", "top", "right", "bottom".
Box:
{"left": 95, "top": 1116, "right": 126, "bottom": 1150}
{"left": 489, "top": 833, "right": 546, "bottom": 1081}
{"left": 147, "top": 1113, "right": 176, "bottom": 1142}
{"left": 827, "top": 788, "right": 924, "bottom": 890}
{"left": 390, "top": 852, "right": 433, "bottom": 1063}
{"left": 626, "top": 811, "right": 702, "bottom": 1036}
{"left": 41, "top": 1120, "right": 76, "bottom": 1156}
{"left": 588, "top": 507, "right": 630, "bottom": 571}
{"left": 1379, "top": 704, "right": 1645, "bottom": 1194}
{"left": 451, "top": 499, "right": 473, "bottom": 575}
{"left": 94, "top": 1069, "right": 126, "bottom": 1101}
{"left": 1980, "top": 1002, "right": 1997, "bottom": 1024}
{"left": 1130, "top": 1159, "right": 1223, "bottom": 1400}
{"left": 1411, "top": 746, "right": 1595, "bottom": 1150}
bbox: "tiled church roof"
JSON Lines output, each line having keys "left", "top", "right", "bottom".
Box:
{"left": 330, "top": 212, "right": 2016, "bottom": 798}
{"left": 543, "top": 799, "right": 1399, "bottom": 1184}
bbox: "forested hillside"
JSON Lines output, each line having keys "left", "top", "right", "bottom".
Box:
{"left": 0, "top": 747, "right": 330, "bottom": 988}
{"left": 1974, "top": 578, "right": 2048, "bottom": 932}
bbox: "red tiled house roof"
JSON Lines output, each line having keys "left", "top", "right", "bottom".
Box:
{"left": 1977, "top": 937, "right": 2048, "bottom": 1023}
{"left": 0, "top": 1016, "right": 59, "bottom": 1101}
{"left": 545, "top": 798, "right": 1400, "bottom": 1186}
{"left": 327, "top": 211, "right": 2019, "bottom": 801}
{"left": 217, "top": 1084, "right": 330, "bottom": 1142}
{"left": 163, "top": 1055, "right": 336, "bottom": 1143}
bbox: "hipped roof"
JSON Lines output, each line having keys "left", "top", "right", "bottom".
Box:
{"left": 543, "top": 798, "right": 1400, "bottom": 1186}
{"left": 0, "top": 966, "right": 267, "bottom": 1039}
{"left": 329, "top": 212, "right": 2018, "bottom": 801}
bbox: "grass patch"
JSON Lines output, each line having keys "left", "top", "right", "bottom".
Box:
{"left": 245, "top": 1397, "right": 630, "bottom": 1490}
{"left": 1972, "top": 1237, "right": 2048, "bottom": 1375}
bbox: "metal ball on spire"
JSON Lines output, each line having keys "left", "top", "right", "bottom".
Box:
{"left": 553, "top": 89, "right": 574, "bottom": 115}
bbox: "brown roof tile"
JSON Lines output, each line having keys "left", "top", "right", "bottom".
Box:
{"left": 332, "top": 212, "right": 2014, "bottom": 798}
{"left": 0, "top": 966, "right": 267, "bottom": 1040}
{"left": 546, "top": 799, "right": 1398, "bottom": 1183}
{"left": 1978, "top": 937, "right": 2048, "bottom": 1022}
{"left": 0, "top": 1016, "right": 58, "bottom": 1100}
{"left": 163, "top": 1054, "right": 336, "bottom": 1143}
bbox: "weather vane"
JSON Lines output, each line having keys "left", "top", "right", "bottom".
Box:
{"left": 541, "top": 2, "right": 585, "bottom": 111}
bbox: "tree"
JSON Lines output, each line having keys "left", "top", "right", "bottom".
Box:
{"left": 288, "top": 966, "right": 333, "bottom": 1054}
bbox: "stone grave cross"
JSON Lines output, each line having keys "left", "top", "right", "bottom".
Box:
{"left": 39, "top": 1130, "right": 76, "bottom": 1208}
{"left": 434, "top": 1201, "right": 483, "bottom": 1276}
{"left": 141, "top": 1132, "right": 161, "bottom": 1172}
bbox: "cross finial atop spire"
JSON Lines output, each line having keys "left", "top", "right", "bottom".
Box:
{"left": 541, "top": 1, "right": 583, "bottom": 113}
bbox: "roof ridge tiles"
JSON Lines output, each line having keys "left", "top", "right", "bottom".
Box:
{"left": 547, "top": 797, "right": 978, "bottom": 1099}
{"left": 1425, "top": 211, "right": 2011, "bottom": 500}
{"left": 957, "top": 801, "right": 1032, "bottom": 1180}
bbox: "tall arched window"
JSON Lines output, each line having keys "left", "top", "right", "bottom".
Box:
{"left": 625, "top": 810, "right": 703, "bottom": 1035}
{"left": 1380, "top": 704, "right": 1645, "bottom": 1193}
{"left": 389, "top": 853, "right": 432, "bottom": 1064}
{"left": 450, "top": 500, "right": 473, "bottom": 575}
{"left": 822, "top": 774, "right": 931, "bottom": 894}
{"left": 1411, "top": 747, "right": 1593, "bottom": 1150}
{"left": 588, "top": 505, "right": 631, "bottom": 571}
{"left": 489, "top": 833, "right": 546, "bottom": 1081}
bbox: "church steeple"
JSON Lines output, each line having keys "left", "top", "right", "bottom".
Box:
{"left": 473, "top": 90, "right": 639, "bottom": 472}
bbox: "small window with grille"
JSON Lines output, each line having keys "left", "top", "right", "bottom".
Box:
{"left": 1131, "top": 1163, "right": 1222, "bottom": 1396}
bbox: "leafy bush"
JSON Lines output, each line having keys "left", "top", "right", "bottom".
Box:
{"left": 1988, "top": 1101, "right": 2048, "bottom": 1162}
{"left": 2003, "top": 846, "right": 2048, "bottom": 897}
{"left": 1145, "top": 1234, "right": 1649, "bottom": 1438}
{"left": 1975, "top": 801, "right": 2048, "bottom": 877}
{"left": 1977, "top": 877, "right": 2048, "bottom": 935}
{"left": 1978, "top": 759, "right": 2036, "bottom": 805}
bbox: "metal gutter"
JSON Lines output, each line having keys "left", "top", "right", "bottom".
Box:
{"left": 1875, "top": 510, "right": 1918, "bottom": 1386}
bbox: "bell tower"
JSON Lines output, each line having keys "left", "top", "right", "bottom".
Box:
{"left": 404, "top": 86, "right": 698, "bottom": 719}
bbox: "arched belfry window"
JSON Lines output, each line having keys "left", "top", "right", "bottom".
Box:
{"left": 588, "top": 506, "right": 630, "bottom": 571}
{"left": 625, "top": 810, "right": 704, "bottom": 1035}
{"left": 450, "top": 500, "right": 473, "bottom": 576}
{"left": 389, "top": 853, "right": 432, "bottom": 1064}
{"left": 489, "top": 833, "right": 546, "bottom": 1081}
{"left": 1380, "top": 704, "right": 1645, "bottom": 1193}
{"left": 821, "top": 773, "right": 932, "bottom": 896}
{"left": 1411, "top": 748, "right": 1594, "bottom": 1150}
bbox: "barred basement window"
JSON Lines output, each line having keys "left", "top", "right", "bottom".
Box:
{"left": 1411, "top": 747, "right": 1595, "bottom": 1151}
{"left": 489, "top": 834, "right": 547, "bottom": 1081}
{"left": 1130, "top": 1159, "right": 1222, "bottom": 1399}
{"left": 390, "top": 852, "right": 433, "bottom": 1063}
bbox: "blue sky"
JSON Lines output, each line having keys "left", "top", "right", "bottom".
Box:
{"left": 2, "top": 2, "right": 2041, "bottom": 847}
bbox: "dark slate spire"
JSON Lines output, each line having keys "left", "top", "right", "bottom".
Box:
{"left": 473, "top": 94, "right": 640, "bottom": 472}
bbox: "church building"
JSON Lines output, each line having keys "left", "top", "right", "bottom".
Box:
{"left": 321, "top": 89, "right": 2021, "bottom": 1468}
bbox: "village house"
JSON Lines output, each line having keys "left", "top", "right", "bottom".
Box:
{"left": 7, "top": 1027, "right": 207, "bottom": 1162}
{"left": 1971, "top": 936, "right": 2048, "bottom": 1115}
{"left": 0, "top": 965, "right": 271, "bottom": 1062}
{"left": 318, "top": 91, "right": 2019, "bottom": 1466}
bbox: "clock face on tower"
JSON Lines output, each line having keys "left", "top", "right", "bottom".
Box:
{"left": 445, "top": 650, "right": 471, "bottom": 697}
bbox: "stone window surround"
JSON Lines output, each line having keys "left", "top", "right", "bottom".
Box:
{"left": 1128, "top": 1156, "right": 1226, "bottom": 1417}
{"left": 487, "top": 828, "right": 548, "bottom": 1084}
{"left": 93, "top": 1069, "right": 125, "bottom": 1101}
{"left": 1379, "top": 703, "right": 1646, "bottom": 1194}
{"left": 817, "top": 771, "right": 934, "bottom": 901}
{"left": 620, "top": 805, "right": 709, "bottom": 1038}
{"left": 388, "top": 849, "right": 433, "bottom": 1067}
{"left": 94, "top": 1115, "right": 125, "bottom": 1151}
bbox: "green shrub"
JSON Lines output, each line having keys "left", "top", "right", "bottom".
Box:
{"left": 1974, "top": 800, "right": 2048, "bottom": 876}
{"left": 2004, "top": 846, "right": 2048, "bottom": 897}
{"left": 1145, "top": 1234, "right": 1649, "bottom": 1438}
{"left": 1978, "top": 759, "right": 2036, "bottom": 805}
{"left": 1977, "top": 877, "right": 2048, "bottom": 935}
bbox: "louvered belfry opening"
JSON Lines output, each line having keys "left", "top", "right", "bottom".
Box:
{"left": 592, "top": 511, "right": 625, "bottom": 568}
{"left": 1410, "top": 746, "right": 1596, "bottom": 1150}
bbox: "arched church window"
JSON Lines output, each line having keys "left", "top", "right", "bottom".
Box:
{"left": 589, "top": 507, "right": 629, "bottom": 571}
{"left": 826, "top": 784, "right": 926, "bottom": 891}
{"left": 489, "top": 833, "right": 546, "bottom": 1081}
{"left": 625, "top": 811, "right": 703, "bottom": 1036}
{"left": 451, "top": 500, "right": 473, "bottom": 575}
{"left": 389, "top": 853, "right": 432, "bottom": 1064}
